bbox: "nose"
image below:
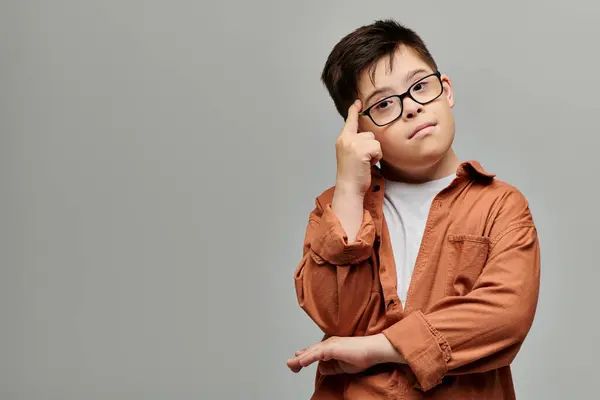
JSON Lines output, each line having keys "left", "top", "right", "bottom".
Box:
{"left": 402, "top": 97, "right": 424, "bottom": 120}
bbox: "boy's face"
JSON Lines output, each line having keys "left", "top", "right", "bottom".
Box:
{"left": 356, "top": 45, "right": 456, "bottom": 171}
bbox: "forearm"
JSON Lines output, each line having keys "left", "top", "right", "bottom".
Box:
{"left": 331, "top": 184, "right": 365, "bottom": 243}
{"left": 370, "top": 333, "right": 407, "bottom": 365}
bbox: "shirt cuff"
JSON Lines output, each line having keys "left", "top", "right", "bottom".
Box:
{"left": 382, "top": 310, "right": 451, "bottom": 391}
{"left": 309, "top": 204, "right": 376, "bottom": 265}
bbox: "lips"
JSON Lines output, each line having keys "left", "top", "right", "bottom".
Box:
{"left": 408, "top": 123, "right": 436, "bottom": 139}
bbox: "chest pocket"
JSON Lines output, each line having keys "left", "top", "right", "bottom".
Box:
{"left": 445, "top": 234, "right": 491, "bottom": 296}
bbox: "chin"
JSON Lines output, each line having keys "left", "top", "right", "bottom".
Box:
{"left": 415, "top": 151, "right": 447, "bottom": 168}
{"left": 418, "top": 136, "right": 453, "bottom": 159}
{"left": 384, "top": 131, "right": 454, "bottom": 166}
{"left": 396, "top": 145, "right": 451, "bottom": 171}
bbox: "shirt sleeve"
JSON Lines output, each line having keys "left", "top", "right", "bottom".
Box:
{"left": 294, "top": 198, "right": 377, "bottom": 336}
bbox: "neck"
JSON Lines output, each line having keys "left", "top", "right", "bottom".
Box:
{"left": 380, "top": 149, "right": 461, "bottom": 184}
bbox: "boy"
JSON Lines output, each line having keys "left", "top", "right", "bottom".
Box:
{"left": 286, "top": 20, "right": 540, "bottom": 399}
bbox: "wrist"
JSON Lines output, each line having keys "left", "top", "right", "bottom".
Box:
{"left": 333, "top": 180, "right": 366, "bottom": 200}
{"left": 369, "top": 333, "right": 406, "bottom": 365}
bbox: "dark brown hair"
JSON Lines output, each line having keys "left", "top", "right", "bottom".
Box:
{"left": 321, "top": 19, "right": 438, "bottom": 119}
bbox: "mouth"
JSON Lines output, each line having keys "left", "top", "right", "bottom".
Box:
{"left": 408, "top": 123, "right": 436, "bottom": 140}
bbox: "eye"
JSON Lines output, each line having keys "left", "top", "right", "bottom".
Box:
{"left": 413, "top": 81, "right": 428, "bottom": 92}
{"left": 375, "top": 100, "right": 392, "bottom": 110}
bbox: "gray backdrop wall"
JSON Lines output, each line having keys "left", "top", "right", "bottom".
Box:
{"left": 1, "top": 1, "right": 596, "bottom": 399}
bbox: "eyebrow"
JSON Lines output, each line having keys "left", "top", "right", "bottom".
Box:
{"left": 404, "top": 68, "right": 429, "bottom": 84}
{"left": 364, "top": 87, "right": 394, "bottom": 108}
{"left": 363, "top": 68, "right": 431, "bottom": 106}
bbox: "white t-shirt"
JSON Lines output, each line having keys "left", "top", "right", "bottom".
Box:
{"left": 382, "top": 174, "right": 456, "bottom": 305}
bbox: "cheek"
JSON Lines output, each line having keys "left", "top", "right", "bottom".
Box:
{"left": 441, "top": 110, "right": 456, "bottom": 135}
{"left": 432, "top": 106, "right": 454, "bottom": 132}
{"left": 377, "top": 134, "right": 412, "bottom": 158}
{"left": 358, "top": 116, "right": 381, "bottom": 133}
{"left": 374, "top": 126, "right": 407, "bottom": 147}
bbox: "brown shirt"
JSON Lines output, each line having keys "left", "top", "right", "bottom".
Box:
{"left": 294, "top": 160, "right": 540, "bottom": 399}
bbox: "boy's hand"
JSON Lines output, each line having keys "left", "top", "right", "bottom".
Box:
{"left": 335, "top": 99, "right": 383, "bottom": 197}
{"left": 286, "top": 334, "right": 405, "bottom": 375}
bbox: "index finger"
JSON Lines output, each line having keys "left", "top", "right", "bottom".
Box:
{"left": 342, "top": 99, "right": 362, "bottom": 135}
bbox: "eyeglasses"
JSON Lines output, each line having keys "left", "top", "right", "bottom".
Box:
{"left": 359, "top": 71, "right": 444, "bottom": 127}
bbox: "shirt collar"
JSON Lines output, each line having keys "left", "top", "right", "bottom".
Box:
{"left": 456, "top": 160, "right": 495, "bottom": 180}
{"left": 371, "top": 159, "right": 495, "bottom": 182}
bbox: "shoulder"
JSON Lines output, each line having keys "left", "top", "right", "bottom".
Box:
{"left": 485, "top": 178, "right": 530, "bottom": 212}
{"left": 457, "top": 160, "right": 529, "bottom": 212}
{"left": 474, "top": 178, "right": 535, "bottom": 240}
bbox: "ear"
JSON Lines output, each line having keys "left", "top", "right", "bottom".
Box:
{"left": 440, "top": 74, "right": 455, "bottom": 108}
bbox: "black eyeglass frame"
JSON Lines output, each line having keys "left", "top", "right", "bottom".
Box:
{"left": 359, "top": 71, "right": 444, "bottom": 127}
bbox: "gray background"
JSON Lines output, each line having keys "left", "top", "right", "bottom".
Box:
{"left": 0, "top": 1, "right": 596, "bottom": 399}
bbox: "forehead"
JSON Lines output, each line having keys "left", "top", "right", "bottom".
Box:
{"left": 357, "top": 45, "right": 433, "bottom": 96}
